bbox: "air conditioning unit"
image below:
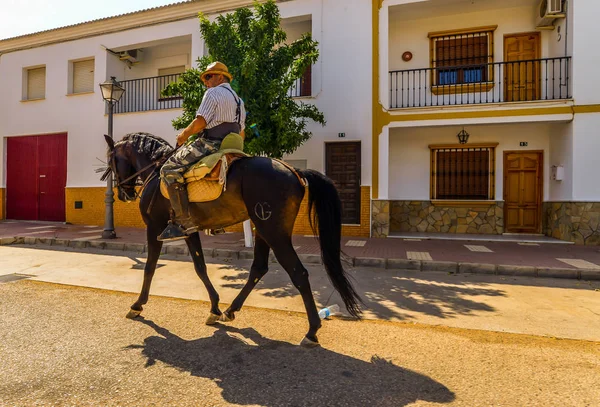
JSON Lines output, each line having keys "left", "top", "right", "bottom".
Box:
{"left": 119, "top": 49, "right": 143, "bottom": 64}
{"left": 536, "top": 0, "right": 565, "bottom": 30}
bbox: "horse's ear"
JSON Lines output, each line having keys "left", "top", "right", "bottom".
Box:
{"left": 104, "top": 134, "right": 115, "bottom": 151}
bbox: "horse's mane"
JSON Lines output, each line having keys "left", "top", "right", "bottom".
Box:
{"left": 116, "top": 132, "right": 174, "bottom": 161}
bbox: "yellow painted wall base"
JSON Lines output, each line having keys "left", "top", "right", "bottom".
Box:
{"left": 0, "top": 188, "right": 5, "bottom": 220}
{"left": 225, "top": 186, "right": 371, "bottom": 237}
{"left": 66, "top": 186, "right": 371, "bottom": 237}
{"left": 66, "top": 187, "right": 145, "bottom": 228}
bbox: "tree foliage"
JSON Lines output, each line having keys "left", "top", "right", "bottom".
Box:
{"left": 162, "top": 0, "right": 325, "bottom": 158}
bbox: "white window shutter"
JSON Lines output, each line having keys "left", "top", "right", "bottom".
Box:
{"left": 27, "top": 67, "right": 46, "bottom": 100}
{"left": 158, "top": 66, "right": 185, "bottom": 76}
{"left": 73, "top": 59, "right": 94, "bottom": 94}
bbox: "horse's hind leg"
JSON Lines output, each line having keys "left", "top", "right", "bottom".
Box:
{"left": 127, "top": 226, "right": 163, "bottom": 318}
{"left": 221, "top": 234, "right": 270, "bottom": 322}
{"left": 184, "top": 232, "right": 222, "bottom": 325}
{"left": 268, "top": 237, "right": 322, "bottom": 347}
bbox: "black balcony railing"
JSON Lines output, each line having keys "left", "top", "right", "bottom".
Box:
{"left": 389, "top": 56, "right": 571, "bottom": 109}
{"left": 113, "top": 74, "right": 183, "bottom": 114}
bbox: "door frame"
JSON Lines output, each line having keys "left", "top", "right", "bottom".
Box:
{"left": 503, "top": 32, "right": 541, "bottom": 101}
{"left": 503, "top": 150, "right": 544, "bottom": 234}
{"left": 324, "top": 140, "right": 362, "bottom": 225}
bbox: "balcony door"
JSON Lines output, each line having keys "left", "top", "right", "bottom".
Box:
{"left": 504, "top": 32, "right": 540, "bottom": 102}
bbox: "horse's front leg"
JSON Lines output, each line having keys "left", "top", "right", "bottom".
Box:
{"left": 127, "top": 226, "right": 163, "bottom": 318}
{"left": 184, "top": 232, "right": 222, "bottom": 325}
{"left": 221, "top": 234, "right": 270, "bottom": 322}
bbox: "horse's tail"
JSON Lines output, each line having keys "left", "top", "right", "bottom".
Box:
{"left": 299, "top": 169, "right": 362, "bottom": 318}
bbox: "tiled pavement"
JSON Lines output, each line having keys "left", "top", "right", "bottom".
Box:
{"left": 1, "top": 220, "right": 600, "bottom": 280}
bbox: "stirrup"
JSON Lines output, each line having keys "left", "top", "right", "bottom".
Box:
{"left": 158, "top": 222, "right": 197, "bottom": 242}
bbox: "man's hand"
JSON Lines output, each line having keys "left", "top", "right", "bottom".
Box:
{"left": 176, "top": 132, "right": 189, "bottom": 146}
{"left": 176, "top": 116, "right": 207, "bottom": 146}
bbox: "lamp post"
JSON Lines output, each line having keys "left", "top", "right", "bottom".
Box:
{"left": 99, "top": 76, "right": 125, "bottom": 239}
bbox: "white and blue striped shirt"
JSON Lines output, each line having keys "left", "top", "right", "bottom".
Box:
{"left": 196, "top": 83, "right": 246, "bottom": 131}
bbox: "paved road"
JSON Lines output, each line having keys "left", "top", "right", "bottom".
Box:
{"left": 1, "top": 245, "right": 600, "bottom": 341}
{"left": 0, "top": 280, "right": 599, "bottom": 406}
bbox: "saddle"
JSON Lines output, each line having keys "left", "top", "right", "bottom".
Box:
{"left": 160, "top": 133, "right": 247, "bottom": 202}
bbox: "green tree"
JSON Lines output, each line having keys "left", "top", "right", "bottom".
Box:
{"left": 162, "top": 0, "right": 325, "bottom": 159}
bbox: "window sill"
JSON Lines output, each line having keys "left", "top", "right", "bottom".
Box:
{"left": 431, "top": 200, "right": 496, "bottom": 207}
{"left": 20, "top": 98, "right": 45, "bottom": 103}
{"left": 67, "top": 91, "right": 94, "bottom": 96}
{"left": 431, "top": 82, "right": 495, "bottom": 95}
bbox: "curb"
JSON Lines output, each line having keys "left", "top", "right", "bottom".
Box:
{"left": 2, "top": 236, "right": 600, "bottom": 282}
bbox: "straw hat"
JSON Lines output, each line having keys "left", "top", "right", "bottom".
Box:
{"left": 200, "top": 61, "right": 233, "bottom": 82}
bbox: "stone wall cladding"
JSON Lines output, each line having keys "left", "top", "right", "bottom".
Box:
{"left": 545, "top": 202, "right": 600, "bottom": 245}
{"left": 371, "top": 200, "right": 390, "bottom": 238}
{"left": 389, "top": 201, "right": 504, "bottom": 234}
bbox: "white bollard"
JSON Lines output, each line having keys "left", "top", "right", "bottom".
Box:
{"left": 243, "top": 219, "right": 253, "bottom": 248}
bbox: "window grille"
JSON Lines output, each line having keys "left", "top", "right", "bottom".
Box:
{"left": 430, "top": 144, "right": 496, "bottom": 200}
{"left": 430, "top": 27, "right": 495, "bottom": 87}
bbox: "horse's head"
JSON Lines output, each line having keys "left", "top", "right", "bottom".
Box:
{"left": 104, "top": 134, "right": 138, "bottom": 203}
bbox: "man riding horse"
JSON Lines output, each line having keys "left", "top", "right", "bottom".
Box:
{"left": 158, "top": 61, "right": 246, "bottom": 242}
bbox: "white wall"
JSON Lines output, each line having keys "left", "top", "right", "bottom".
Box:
{"left": 280, "top": 0, "right": 372, "bottom": 184}
{"left": 571, "top": 0, "right": 600, "bottom": 105}
{"left": 548, "top": 121, "right": 573, "bottom": 201}
{"left": 387, "top": 122, "right": 562, "bottom": 201}
{"left": 572, "top": 113, "right": 600, "bottom": 201}
{"left": 389, "top": 5, "right": 548, "bottom": 72}
{"left": 0, "top": 19, "right": 200, "bottom": 189}
{"left": 1, "top": 0, "right": 373, "bottom": 190}
{"left": 114, "top": 40, "right": 192, "bottom": 81}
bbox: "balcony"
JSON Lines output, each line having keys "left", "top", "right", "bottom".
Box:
{"left": 389, "top": 57, "right": 571, "bottom": 109}
{"left": 113, "top": 74, "right": 182, "bottom": 114}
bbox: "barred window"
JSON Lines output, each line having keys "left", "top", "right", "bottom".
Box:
{"left": 429, "top": 26, "right": 496, "bottom": 89}
{"left": 430, "top": 144, "right": 497, "bottom": 200}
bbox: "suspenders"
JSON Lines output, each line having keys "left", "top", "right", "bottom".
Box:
{"left": 222, "top": 85, "right": 242, "bottom": 125}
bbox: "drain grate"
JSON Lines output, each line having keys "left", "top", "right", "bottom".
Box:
{"left": 0, "top": 274, "right": 33, "bottom": 284}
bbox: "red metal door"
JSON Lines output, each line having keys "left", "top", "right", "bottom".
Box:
{"left": 7, "top": 136, "right": 39, "bottom": 220}
{"left": 6, "top": 134, "right": 67, "bottom": 221}
{"left": 38, "top": 134, "right": 67, "bottom": 221}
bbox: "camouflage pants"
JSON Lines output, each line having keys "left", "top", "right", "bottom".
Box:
{"left": 160, "top": 138, "right": 221, "bottom": 186}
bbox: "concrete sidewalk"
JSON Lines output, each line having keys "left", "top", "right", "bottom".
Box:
{"left": 1, "top": 220, "right": 600, "bottom": 281}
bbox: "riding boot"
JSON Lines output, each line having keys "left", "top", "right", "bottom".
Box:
{"left": 158, "top": 183, "right": 198, "bottom": 242}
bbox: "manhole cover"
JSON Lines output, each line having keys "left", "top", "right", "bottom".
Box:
{"left": 0, "top": 274, "right": 33, "bottom": 284}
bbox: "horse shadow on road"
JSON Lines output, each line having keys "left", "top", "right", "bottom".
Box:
{"left": 127, "top": 318, "right": 455, "bottom": 407}
{"left": 217, "top": 264, "right": 506, "bottom": 321}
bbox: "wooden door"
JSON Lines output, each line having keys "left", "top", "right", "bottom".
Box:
{"left": 38, "top": 134, "right": 67, "bottom": 221}
{"left": 7, "top": 136, "right": 39, "bottom": 220}
{"left": 503, "top": 151, "right": 542, "bottom": 233}
{"left": 6, "top": 134, "right": 67, "bottom": 221}
{"left": 326, "top": 142, "right": 361, "bottom": 224}
{"left": 504, "top": 33, "right": 540, "bottom": 102}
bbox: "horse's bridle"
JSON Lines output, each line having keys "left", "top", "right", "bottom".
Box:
{"left": 101, "top": 152, "right": 159, "bottom": 201}
{"left": 101, "top": 143, "right": 182, "bottom": 201}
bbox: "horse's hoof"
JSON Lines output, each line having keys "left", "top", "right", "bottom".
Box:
{"left": 300, "top": 336, "right": 320, "bottom": 348}
{"left": 205, "top": 313, "right": 220, "bottom": 325}
{"left": 126, "top": 309, "right": 142, "bottom": 319}
{"left": 220, "top": 312, "right": 235, "bottom": 322}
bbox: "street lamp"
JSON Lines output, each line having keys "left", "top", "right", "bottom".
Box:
{"left": 99, "top": 76, "right": 125, "bottom": 239}
{"left": 457, "top": 128, "right": 470, "bottom": 144}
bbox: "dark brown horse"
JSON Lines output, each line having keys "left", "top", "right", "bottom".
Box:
{"left": 103, "top": 132, "right": 361, "bottom": 346}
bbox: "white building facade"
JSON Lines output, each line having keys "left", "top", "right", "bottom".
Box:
{"left": 1, "top": 0, "right": 599, "bottom": 244}
{"left": 0, "top": 0, "right": 373, "bottom": 237}
{"left": 372, "top": 0, "right": 600, "bottom": 245}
